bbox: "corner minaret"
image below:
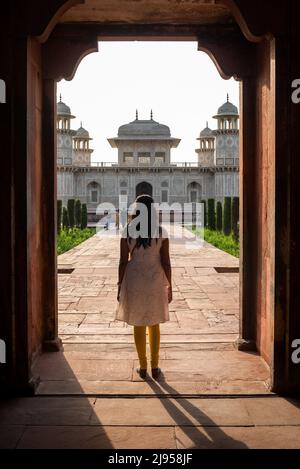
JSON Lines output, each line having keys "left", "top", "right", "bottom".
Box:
{"left": 73, "top": 122, "right": 94, "bottom": 166}
{"left": 213, "top": 95, "right": 239, "bottom": 166}
{"left": 213, "top": 94, "right": 239, "bottom": 131}
{"left": 196, "top": 121, "right": 215, "bottom": 167}
{"left": 56, "top": 95, "right": 76, "bottom": 165}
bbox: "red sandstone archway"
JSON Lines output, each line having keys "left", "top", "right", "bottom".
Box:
{"left": 3, "top": 0, "right": 298, "bottom": 395}
{"left": 38, "top": 5, "right": 271, "bottom": 390}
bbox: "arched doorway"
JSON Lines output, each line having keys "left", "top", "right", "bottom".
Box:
{"left": 3, "top": 0, "right": 297, "bottom": 396}
{"left": 87, "top": 181, "right": 101, "bottom": 203}
{"left": 136, "top": 181, "right": 153, "bottom": 198}
{"left": 187, "top": 182, "right": 202, "bottom": 203}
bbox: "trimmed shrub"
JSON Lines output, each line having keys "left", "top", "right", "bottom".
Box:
{"left": 67, "top": 199, "right": 75, "bottom": 228}
{"left": 201, "top": 200, "right": 207, "bottom": 228}
{"left": 75, "top": 199, "right": 82, "bottom": 228}
{"left": 232, "top": 197, "right": 240, "bottom": 242}
{"left": 81, "top": 203, "right": 88, "bottom": 229}
{"left": 207, "top": 199, "right": 216, "bottom": 231}
{"left": 223, "top": 197, "right": 232, "bottom": 236}
{"left": 216, "top": 201, "right": 223, "bottom": 232}
{"left": 57, "top": 200, "right": 62, "bottom": 234}
{"left": 62, "top": 206, "right": 69, "bottom": 229}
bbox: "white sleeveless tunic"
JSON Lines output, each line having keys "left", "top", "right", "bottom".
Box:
{"left": 115, "top": 235, "right": 170, "bottom": 326}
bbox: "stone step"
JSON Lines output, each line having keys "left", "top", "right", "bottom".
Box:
{"left": 35, "top": 379, "right": 270, "bottom": 396}
{"left": 60, "top": 333, "right": 238, "bottom": 344}
{"left": 61, "top": 342, "right": 236, "bottom": 353}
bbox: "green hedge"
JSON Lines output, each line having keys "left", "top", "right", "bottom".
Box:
{"left": 75, "top": 199, "right": 82, "bottom": 228}
{"left": 81, "top": 203, "right": 88, "bottom": 229}
{"left": 193, "top": 227, "right": 239, "bottom": 258}
{"left": 62, "top": 206, "right": 69, "bottom": 229}
{"left": 223, "top": 197, "right": 232, "bottom": 236}
{"left": 67, "top": 199, "right": 75, "bottom": 228}
{"left": 232, "top": 197, "right": 240, "bottom": 242}
{"left": 201, "top": 200, "right": 207, "bottom": 228}
{"left": 57, "top": 200, "right": 62, "bottom": 234}
{"left": 57, "top": 228, "right": 96, "bottom": 255}
{"left": 207, "top": 199, "right": 216, "bottom": 231}
{"left": 216, "top": 201, "right": 223, "bottom": 232}
{"left": 205, "top": 229, "right": 239, "bottom": 258}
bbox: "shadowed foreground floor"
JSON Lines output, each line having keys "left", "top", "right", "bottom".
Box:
{"left": 1, "top": 229, "right": 299, "bottom": 448}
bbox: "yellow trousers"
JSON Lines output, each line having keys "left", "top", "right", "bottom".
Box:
{"left": 133, "top": 325, "right": 160, "bottom": 370}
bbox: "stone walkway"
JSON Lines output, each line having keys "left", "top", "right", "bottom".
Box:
{"left": 2, "top": 228, "right": 300, "bottom": 449}
{"left": 34, "top": 226, "right": 270, "bottom": 396}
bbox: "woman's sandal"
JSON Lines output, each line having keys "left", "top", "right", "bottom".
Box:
{"left": 151, "top": 368, "right": 161, "bottom": 380}
{"left": 136, "top": 368, "right": 147, "bottom": 379}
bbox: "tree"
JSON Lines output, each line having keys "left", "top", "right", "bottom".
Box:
{"left": 216, "top": 201, "right": 223, "bottom": 232}
{"left": 207, "top": 199, "right": 216, "bottom": 231}
{"left": 223, "top": 197, "right": 232, "bottom": 236}
{"left": 81, "top": 203, "right": 88, "bottom": 229}
{"left": 201, "top": 200, "right": 207, "bottom": 228}
{"left": 75, "top": 199, "right": 82, "bottom": 228}
{"left": 62, "top": 206, "right": 69, "bottom": 230}
{"left": 67, "top": 199, "right": 75, "bottom": 228}
{"left": 232, "top": 197, "right": 240, "bottom": 242}
{"left": 57, "top": 200, "right": 62, "bottom": 234}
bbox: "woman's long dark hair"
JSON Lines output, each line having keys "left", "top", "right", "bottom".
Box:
{"left": 127, "top": 194, "right": 160, "bottom": 249}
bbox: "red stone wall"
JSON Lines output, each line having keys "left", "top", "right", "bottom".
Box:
{"left": 254, "top": 39, "right": 276, "bottom": 365}
{"left": 27, "top": 38, "right": 44, "bottom": 364}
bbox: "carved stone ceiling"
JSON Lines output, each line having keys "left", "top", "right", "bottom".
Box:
{"left": 59, "top": 0, "right": 234, "bottom": 25}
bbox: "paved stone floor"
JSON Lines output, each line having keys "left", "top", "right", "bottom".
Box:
{"left": 2, "top": 228, "right": 300, "bottom": 449}
{"left": 36, "top": 227, "right": 270, "bottom": 396}
{"left": 1, "top": 396, "right": 300, "bottom": 448}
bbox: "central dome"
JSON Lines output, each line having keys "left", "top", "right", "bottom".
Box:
{"left": 118, "top": 118, "right": 171, "bottom": 138}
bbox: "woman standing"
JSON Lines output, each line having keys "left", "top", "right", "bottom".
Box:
{"left": 115, "top": 195, "right": 172, "bottom": 380}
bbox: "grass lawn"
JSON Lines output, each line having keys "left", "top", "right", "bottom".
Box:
{"left": 193, "top": 228, "right": 240, "bottom": 258}
{"left": 57, "top": 228, "right": 96, "bottom": 255}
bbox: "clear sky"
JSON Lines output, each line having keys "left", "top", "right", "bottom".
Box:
{"left": 57, "top": 41, "right": 239, "bottom": 163}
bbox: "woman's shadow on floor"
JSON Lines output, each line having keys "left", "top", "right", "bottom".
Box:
{"left": 146, "top": 372, "right": 249, "bottom": 449}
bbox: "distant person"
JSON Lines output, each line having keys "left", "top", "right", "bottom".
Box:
{"left": 107, "top": 211, "right": 111, "bottom": 230}
{"left": 116, "top": 209, "right": 120, "bottom": 231}
{"left": 120, "top": 208, "right": 128, "bottom": 229}
{"left": 115, "top": 195, "right": 172, "bottom": 380}
{"left": 102, "top": 210, "right": 109, "bottom": 230}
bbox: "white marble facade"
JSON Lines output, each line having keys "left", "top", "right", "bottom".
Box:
{"left": 57, "top": 98, "right": 240, "bottom": 217}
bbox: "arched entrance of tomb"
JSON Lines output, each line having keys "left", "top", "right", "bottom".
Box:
{"left": 136, "top": 181, "right": 153, "bottom": 198}
{"left": 2, "top": 0, "right": 300, "bottom": 395}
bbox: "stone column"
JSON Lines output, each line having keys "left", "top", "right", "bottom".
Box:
{"left": 237, "top": 77, "right": 257, "bottom": 351}
{"left": 271, "top": 24, "right": 300, "bottom": 393}
{"left": 41, "top": 77, "right": 61, "bottom": 352}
